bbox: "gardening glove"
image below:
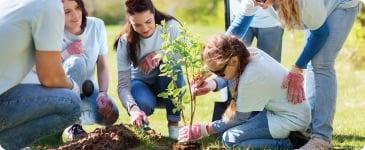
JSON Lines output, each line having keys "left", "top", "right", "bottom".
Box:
{"left": 178, "top": 124, "right": 209, "bottom": 142}
{"left": 97, "top": 93, "right": 118, "bottom": 125}
{"left": 282, "top": 66, "right": 305, "bottom": 104}
{"left": 129, "top": 105, "right": 149, "bottom": 127}
{"left": 191, "top": 79, "right": 216, "bottom": 96}
{"left": 139, "top": 51, "right": 161, "bottom": 75}
{"left": 62, "top": 40, "right": 83, "bottom": 60}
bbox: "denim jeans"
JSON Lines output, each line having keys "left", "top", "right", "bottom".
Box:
{"left": 63, "top": 56, "right": 119, "bottom": 125}
{"left": 305, "top": 5, "right": 359, "bottom": 141}
{"left": 0, "top": 84, "right": 81, "bottom": 149}
{"left": 130, "top": 70, "right": 185, "bottom": 122}
{"left": 242, "top": 26, "right": 284, "bottom": 62}
{"left": 216, "top": 111, "right": 292, "bottom": 149}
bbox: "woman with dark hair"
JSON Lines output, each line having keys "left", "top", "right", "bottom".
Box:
{"left": 178, "top": 35, "right": 311, "bottom": 149}
{"left": 22, "top": 0, "right": 119, "bottom": 141}
{"left": 115, "top": 0, "right": 184, "bottom": 139}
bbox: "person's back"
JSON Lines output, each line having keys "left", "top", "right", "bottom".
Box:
{"left": 0, "top": 0, "right": 63, "bottom": 93}
{"left": 0, "top": 0, "right": 81, "bottom": 149}
{"left": 237, "top": 48, "right": 311, "bottom": 138}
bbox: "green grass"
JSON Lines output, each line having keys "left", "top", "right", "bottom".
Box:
{"left": 34, "top": 25, "right": 365, "bottom": 149}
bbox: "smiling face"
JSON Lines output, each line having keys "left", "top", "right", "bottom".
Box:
{"left": 63, "top": 0, "right": 83, "bottom": 34}
{"left": 128, "top": 10, "right": 156, "bottom": 38}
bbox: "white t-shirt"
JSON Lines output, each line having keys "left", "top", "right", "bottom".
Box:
{"left": 230, "top": 0, "right": 280, "bottom": 28}
{"left": 117, "top": 19, "right": 180, "bottom": 80}
{"left": 236, "top": 48, "right": 311, "bottom": 138}
{"left": 22, "top": 17, "right": 108, "bottom": 84}
{"left": 240, "top": 0, "right": 359, "bottom": 30}
{"left": 0, "top": 0, "right": 64, "bottom": 94}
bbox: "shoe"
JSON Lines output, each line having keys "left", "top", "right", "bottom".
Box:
{"left": 295, "top": 137, "right": 332, "bottom": 150}
{"left": 289, "top": 131, "right": 310, "bottom": 149}
{"left": 168, "top": 125, "right": 179, "bottom": 140}
{"left": 64, "top": 124, "right": 87, "bottom": 141}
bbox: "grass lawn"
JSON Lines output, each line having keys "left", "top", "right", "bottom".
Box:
{"left": 34, "top": 24, "right": 365, "bottom": 149}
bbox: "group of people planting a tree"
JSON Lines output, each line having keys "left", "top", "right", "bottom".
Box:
{"left": 0, "top": 0, "right": 360, "bottom": 149}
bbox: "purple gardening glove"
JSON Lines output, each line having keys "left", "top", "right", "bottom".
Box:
{"left": 282, "top": 66, "right": 305, "bottom": 104}
{"left": 97, "top": 93, "right": 118, "bottom": 125}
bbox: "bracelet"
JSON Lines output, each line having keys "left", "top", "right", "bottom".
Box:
{"left": 128, "top": 103, "right": 138, "bottom": 112}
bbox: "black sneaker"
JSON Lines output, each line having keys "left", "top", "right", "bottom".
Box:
{"left": 65, "top": 124, "right": 87, "bottom": 141}
{"left": 289, "top": 131, "right": 310, "bottom": 149}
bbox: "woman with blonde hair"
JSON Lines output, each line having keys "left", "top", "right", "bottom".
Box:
{"left": 223, "top": 0, "right": 360, "bottom": 149}
{"left": 178, "top": 35, "right": 311, "bottom": 149}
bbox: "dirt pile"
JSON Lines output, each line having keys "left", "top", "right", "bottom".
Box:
{"left": 56, "top": 124, "right": 140, "bottom": 150}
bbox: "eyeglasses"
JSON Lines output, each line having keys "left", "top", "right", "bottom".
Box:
{"left": 208, "top": 61, "right": 229, "bottom": 77}
{"left": 255, "top": 0, "right": 266, "bottom": 3}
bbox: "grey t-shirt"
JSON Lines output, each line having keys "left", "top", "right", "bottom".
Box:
{"left": 236, "top": 48, "right": 311, "bottom": 138}
{"left": 0, "top": 0, "right": 64, "bottom": 94}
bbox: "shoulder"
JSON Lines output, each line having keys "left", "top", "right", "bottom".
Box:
{"left": 86, "top": 17, "right": 106, "bottom": 28}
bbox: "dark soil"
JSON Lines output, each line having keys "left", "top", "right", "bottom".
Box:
{"left": 56, "top": 124, "right": 140, "bottom": 150}
{"left": 173, "top": 141, "right": 201, "bottom": 150}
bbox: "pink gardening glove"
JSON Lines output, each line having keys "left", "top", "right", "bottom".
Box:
{"left": 67, "top": 40, "right": 83, "bottom": 55}
{"left": 129, "top": 105, "right": 149, "bottom": 127}
{"left": 282, "top": 68, "right": 305, "bottom": 104}
{"left": 96, "top": 93, "right": 118, "bottom": 124}
{"left": 178, "top": 124, "right": 209, "bottom": 142}
{"left": 139, "top": 51, "right": 161, "bottom": 75}
{"left": 190, "top": 74, "right": 215, "bottom": 96}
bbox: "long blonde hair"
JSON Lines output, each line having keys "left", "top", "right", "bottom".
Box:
{"left": 203, "top": 35, "right": 250, "bottom": 122}
{"left": 275, "top": 0, "right": 302, "bottom": 29}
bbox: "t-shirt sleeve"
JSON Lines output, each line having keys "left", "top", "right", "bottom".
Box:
{"left": 32, "top": 0, "right": 64, "bottom": 51}
{"left": 299, "top": 0, "right": 327, "bottom": 30}
{"left": 116, "top": 37, "right": 131, "bottom": 71}
{"left": 97, "top": 19, "right": 108, "bottom": 55}
{"left": 167, "top": 20, "right": 181, "bottom": 41}
{"left": 236, "top": 70, "right": 270, "bottom": 113}
{"left": 240, "top": 0, "right": 258, "bottom": 16}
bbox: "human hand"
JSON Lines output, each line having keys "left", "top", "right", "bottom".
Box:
{"left": 129, "top": 105, "right": 149, "bottom": 127}
{"left": 282, "top": 66, "right": 305, "bottom": 104}
{"left": 96, "top": 93, "right": 118, "bottom": 124}
{"left": 139, "top": 51, "right": 161, "bottom": 74}
{"left": 178, "top": 124, "right": 209, "bottom": 142}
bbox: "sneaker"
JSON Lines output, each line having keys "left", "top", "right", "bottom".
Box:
{"left": 295, "top": 137, "right": 332, "bottom": 150}
{"left": 289, "top": 131, "right": 310, "bottom": 149}
{"left": 168, "top": 125, "right": 179, "bottom": 140}
{"left": 64, "top": 124, "right": 87, "bottom": 141}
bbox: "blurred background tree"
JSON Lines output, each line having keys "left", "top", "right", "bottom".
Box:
{"left": 83, "top": 0, "right": 364, "bottom": 69}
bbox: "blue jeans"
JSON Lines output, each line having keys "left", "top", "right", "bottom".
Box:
{"left": 0, "top": 84, "right": 81, "bottom": 149}
{"left": 242, "top": 26, "right": 284, "bottom": 62}
{"left": 305, "top": 5, "right": 359, "bottom": 141}
{"left": 216, "top": 111, "right": 292, "bottom": 149}
{"left": 63, "top": 56, "right": 119, "bottom": 125}
{"left": 130, "top": 71, "right": 185, "bottom": 122}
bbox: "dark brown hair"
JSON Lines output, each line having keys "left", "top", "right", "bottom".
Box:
{"left": 113, "top": 0, "right": 178, "bottom": 67}
{"left": 65, "top": 0, "right": 88, "bottom": 31}
{"left": 203, "top": 35, "right": 250, "bottom": 121}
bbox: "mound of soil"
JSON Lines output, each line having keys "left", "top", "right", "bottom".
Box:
{"left": 56, "top": 124, "right": 140, "bottom": 150}
{"left": 173, "top": 141, "right": 200, "bottom": 150}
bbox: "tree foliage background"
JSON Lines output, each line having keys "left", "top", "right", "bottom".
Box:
{"left": 84, "top": 0, "right": 365, "bottom": 69}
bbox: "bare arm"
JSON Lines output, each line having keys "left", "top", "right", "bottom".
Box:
{"left": 97, "top": 55, "right": 109, "bottom": 93}
{"left": 35, "top": 51, "right": 73, "bottom": 88}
